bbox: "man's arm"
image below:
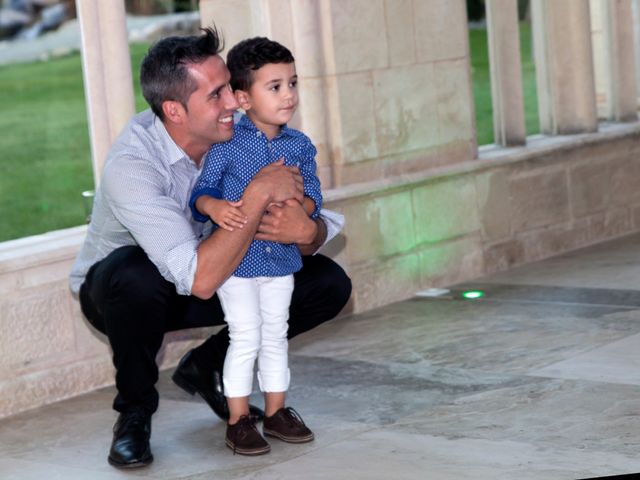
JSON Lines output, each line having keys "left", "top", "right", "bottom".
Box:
{"left": 191, "top": 160, "right": 304, "bottom": 299}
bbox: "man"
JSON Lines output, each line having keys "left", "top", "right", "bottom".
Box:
{"left": 70, "top": 27, "right": 351, "bottom": 469}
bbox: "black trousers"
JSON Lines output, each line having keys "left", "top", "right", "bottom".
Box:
{"left": 79, "top": 245, "right": 351, "bottom": 413}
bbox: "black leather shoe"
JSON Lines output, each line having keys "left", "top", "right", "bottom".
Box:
{"left": 172, "top": 349, "right": 264, "bottom": 422}
{"left": 108, "top": 408, "right": 153, "bottom": 468}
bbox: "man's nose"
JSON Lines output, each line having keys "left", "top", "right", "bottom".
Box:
{"left": 224, "top": 88, "right": 239, "bottom": 110}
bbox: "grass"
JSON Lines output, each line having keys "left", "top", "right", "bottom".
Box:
{"left": 0, "top": 24, "right": 539, "bottom": 242}
{"left": 468, "top": 22, "right": 539, "bottom": 145}
{"left": 0, "top": 42, "right": 150, "bottom": 242}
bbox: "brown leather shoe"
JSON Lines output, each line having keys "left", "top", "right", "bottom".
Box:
{"left": 225, "top": 415, "right": 271, "bottom": 456}
{"left": 263, "top": 407, "right": 314, "bottom": 443}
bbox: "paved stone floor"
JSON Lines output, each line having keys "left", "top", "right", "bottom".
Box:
{"left": 3, "top": 234, "right": 640, "bottom": 479}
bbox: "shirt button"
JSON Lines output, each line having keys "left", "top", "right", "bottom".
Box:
{"left": 265, "top": 246, "right": 272, "bottom": 253}
{"left": 256, "top": 131, "right": 261, "bottom": 137}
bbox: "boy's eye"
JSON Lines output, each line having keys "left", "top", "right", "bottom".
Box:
{"left": 289, "top": 80, "right": 298, "bottom": 88}
{"left": 270, "top": 84, "right": 280, "bottom": 92}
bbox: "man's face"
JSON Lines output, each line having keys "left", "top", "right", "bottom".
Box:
{"left": 183, "top": 55, "right": 239, "bottom": 152}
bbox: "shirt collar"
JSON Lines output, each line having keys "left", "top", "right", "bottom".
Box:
{"left": 153, "top": 114, "right": 191, "bottom": 166}
{"left": 236, "top": 113, "right": 300, "bottom": 140}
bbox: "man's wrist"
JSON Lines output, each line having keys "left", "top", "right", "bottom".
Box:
{"left": 299, "top": 217, "right": 326, "bottom": 255}
{"left": 244, "top": 181, "right": 271, "bottom": 211}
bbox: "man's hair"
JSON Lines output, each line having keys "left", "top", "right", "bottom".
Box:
{"left": 226, "top": 37, "right": 294, "bottom": 92}
{"left": 140, "top": 27, "right": 224, "bottom": 119}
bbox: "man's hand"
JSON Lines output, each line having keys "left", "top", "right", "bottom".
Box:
{"left": 245, "top": 158, "right": 304, "bottom": 205}
{"left": 256, "top": 199, "right": 324, "bottom": 251}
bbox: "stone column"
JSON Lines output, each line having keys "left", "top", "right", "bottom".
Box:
{"left": 76, "top": 0, "right": 135, "bottom": 186}
{"left": 486, "top": 0, "right": 526, "bottom": 146}
{"left": 633, "top": 0, "right": 640, "bottom": 103}
{"left": 602, "top": 0, "right": 638, "bottom": 121}
{"left": 199, "top": 0, "right": 257, "bottom": 51}
{"left": 198, "top": 0, "right": 338, "bottom": 188}
{"left": 531, "top": 0, "right": 598, "bottom": 134}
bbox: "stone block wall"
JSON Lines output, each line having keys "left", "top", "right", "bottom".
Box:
{"left": 199, "top": 0, "right": 476, "bottom": 189}
{"left": 0, "top": 228, "right": 216, "bottom": 419}
{"left": 323, "top": 124, "right": 640, "bottom": 312}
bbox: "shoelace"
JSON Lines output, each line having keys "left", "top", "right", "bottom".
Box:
{"left": 281, "top": 407, "right": 307, "bottom": 428}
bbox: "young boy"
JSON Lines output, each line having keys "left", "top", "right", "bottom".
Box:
{"left": 190, "top": 37, "right": 321, "bottom": 456}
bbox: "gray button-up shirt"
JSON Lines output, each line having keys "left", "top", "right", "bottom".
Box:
{"left": 69, "top": 109, "right": 343, "bottom": 297}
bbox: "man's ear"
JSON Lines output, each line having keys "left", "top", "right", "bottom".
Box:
{"left": 235, "top": 90, "right": 251, "bottom": 111}
{"left": 162, "top": 100, "right": 184, "bottom": 123}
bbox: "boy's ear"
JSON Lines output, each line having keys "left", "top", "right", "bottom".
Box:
{"left": 162, "top": 100, "right": 184, "bottom": 123}
{"left": 235, "top": 90, "right": 251, "bottom": 111}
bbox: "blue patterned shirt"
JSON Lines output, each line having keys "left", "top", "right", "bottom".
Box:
{"left": 190, "top": 114, "right": 323, "bottom": 278}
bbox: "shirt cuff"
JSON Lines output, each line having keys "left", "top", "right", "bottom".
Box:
{"left": 190, "top": 187, "right": 223, "bottom": 223}
{"left": 318, "top": 208, "right": 344, "bottom": 250}
{"left": 165, "top": 239, "right": 199, "bottom": 295}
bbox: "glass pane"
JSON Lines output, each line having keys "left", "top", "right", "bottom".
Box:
{"left": 0, "top": 50, "right": 93, "bottom": 242}
{"left": 0, "top": 28, "right": 150, "bottom": 243}
{"left": 520, "top": 20, "right": 540, "bottom": 137}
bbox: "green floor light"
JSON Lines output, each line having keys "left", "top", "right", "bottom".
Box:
{"left": 462, "top": 290, "right": 485, "bottom": 299}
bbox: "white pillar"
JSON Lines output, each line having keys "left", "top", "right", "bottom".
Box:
{"left": 76, "top": 0, "right": 135, "bottom": 186}
{"left": 486, "top": 0, "right": 526, "bottom": 146}
{"left": 531, "top": 0, "right": 598, "bottom": 134}
{"left": 603, "top": 0, "right": 638, "bottom": 121}
{"left": 633, "top": 0, "right": 640, "bottom": 104}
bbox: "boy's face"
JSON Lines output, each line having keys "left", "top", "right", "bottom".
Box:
{"left": 238, "top": 62, "right": 298, "bottom": 138}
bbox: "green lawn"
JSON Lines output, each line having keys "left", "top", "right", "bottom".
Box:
{"left": 0, "top": 24, "right": 540, "bottom": 243}
{"left": 0, "top": 42, "right": 149, "bottom": 242}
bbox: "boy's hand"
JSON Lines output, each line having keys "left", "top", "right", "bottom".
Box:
{"left": 210, "top": 199, "right": 248, "bottom": 231}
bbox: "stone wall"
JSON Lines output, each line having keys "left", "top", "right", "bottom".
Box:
{"left": 0, "top": 226, "right": 217, "bottom": 418}
{"left": 199, "top": 0, "right": 476, "bottom": 189}
{"left": 2, "top": 123, "right": 640, "bottom": 418}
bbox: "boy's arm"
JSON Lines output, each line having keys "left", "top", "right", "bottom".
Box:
{"left": 296, "top": 140, "right": 323, "bottom": 218}
{"left": 189, "top": 147, "right": 226, "bottom": 222}
{"left": 196, "top": 196, "right": 247, "bottom": 231}
{"left": 301, "top": 196, "right": 316, "bottom": 216}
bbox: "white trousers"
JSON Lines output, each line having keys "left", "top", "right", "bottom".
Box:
{"left": 217, "top": 274, "right": 294, "bottom": 398}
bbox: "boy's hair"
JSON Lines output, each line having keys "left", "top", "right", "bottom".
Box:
{"left": 140, "top": 27, "right": 224, "bottom": 119}
{"left": 226, "top": 37, "right": 294, "bottom": 92}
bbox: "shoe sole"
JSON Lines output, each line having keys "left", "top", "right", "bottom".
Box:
{"left": 263, "top": 429, "right": 315, "bottom": 444}
{"left": 225, "top": 438, "right": 271, "bottom": 456}
{"left": 108, "top": 453, "right": 154, "bottom": 469}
